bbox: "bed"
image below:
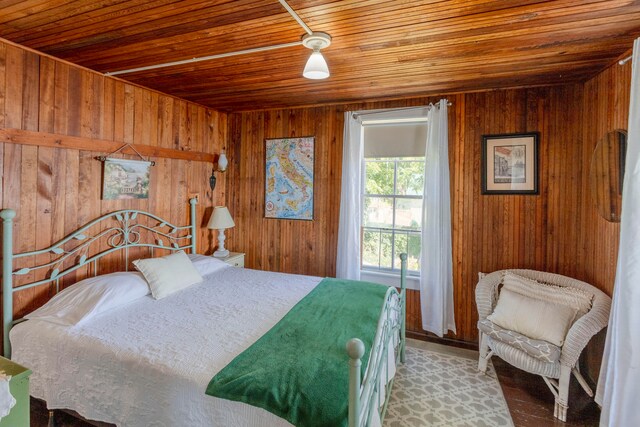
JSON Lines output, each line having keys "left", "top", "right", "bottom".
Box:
{"left": 1, "top": 199, "right": 407, "bottom": 427}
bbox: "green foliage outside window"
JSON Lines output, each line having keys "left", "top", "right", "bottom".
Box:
{"left": 365, "top": 161, "right": 394, "bottom": 194}
{"left": 362, "top": 157, "right": 424, "bottom": 274}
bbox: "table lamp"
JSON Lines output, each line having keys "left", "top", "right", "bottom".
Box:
{"left": 207, "top": 206, "right": 235, "bottom": 258}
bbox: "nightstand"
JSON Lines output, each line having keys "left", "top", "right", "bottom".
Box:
{"left": 0, "top": 357, "right": 31, "bottom": 427}
{"left": 221, "top": 252, "right": 245, "bottom": 268}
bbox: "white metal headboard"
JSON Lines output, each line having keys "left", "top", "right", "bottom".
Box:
{"left": 1, "top": 198, "right": 198, "bottom": 357}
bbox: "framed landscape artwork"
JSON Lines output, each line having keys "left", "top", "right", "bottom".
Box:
{"left": 265, "top": 137, "right": 315, "bottom": 220}
{"left": 481, "top": 133, "right": 539, "bottom": 195}
{"left": 102, "top": 158, "right": 151, "bottom": 200}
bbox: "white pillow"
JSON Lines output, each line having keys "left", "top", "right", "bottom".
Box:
{"left": 503, "top": 272, "right": 593, "bottom": 318}
{"left": 133, "top": 251, "right": 203, "bottom": 300}
{"left": 25, "top": 272, "right": 150, "bottom": 326}
{"left": 488, "top": 289, "right": 577, "bottom": 347}
{"left": 187, "top": 254, "right": 228, "bottom": 276}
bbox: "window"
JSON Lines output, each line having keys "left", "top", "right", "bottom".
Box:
{"left": 361, "top": 157, "right": 424, "bottom": 275}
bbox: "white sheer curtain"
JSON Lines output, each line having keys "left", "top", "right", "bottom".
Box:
{"left": 420, "top": 99, "right": 456, "bottom": 336}
{"left": 596, "top": 38, "right": 640, "bottom": 426}
{"left": 336, "top": 112, "right": 363, "bottom": 279}
{"left": 336, "top": 107, "right": 429, "bottom": 279}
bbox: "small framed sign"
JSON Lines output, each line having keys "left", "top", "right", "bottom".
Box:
{"left": 102, "top": 158, "right": 151, "bottom": 200}
{"left": 481, "top": 133, "right": 539, "bottom": 195}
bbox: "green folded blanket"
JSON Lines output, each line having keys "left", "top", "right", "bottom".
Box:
{"left": 206, "top": 277, "right": 390, "bottom": 427}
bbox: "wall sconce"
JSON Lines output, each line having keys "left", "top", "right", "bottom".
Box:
{"left": 209, "top": 150, "right": 228, "bottom": 191}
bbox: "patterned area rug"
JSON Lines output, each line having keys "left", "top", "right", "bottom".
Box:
{"left": 384, "top": 344, "right": 514, "bottom": 427}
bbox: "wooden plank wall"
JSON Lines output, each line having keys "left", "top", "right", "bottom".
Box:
{"left": 580, "top": 61, "right": 629, "bottom": 297}
{"left": 0, "top": 40, "right": 227, "bottom": 318}
{"left": 578, "top": 59, "right": 630, "bottom": 381}
{"left": 226, "top": 72, "right": 628, "bottom": 352}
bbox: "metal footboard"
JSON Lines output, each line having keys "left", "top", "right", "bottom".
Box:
{"left": 347, "top": 253, "right": 407, "bottom": 427}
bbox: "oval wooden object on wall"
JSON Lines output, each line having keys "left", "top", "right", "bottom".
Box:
{"left": 589, "top": 130, "right": 626, "bottom": 223}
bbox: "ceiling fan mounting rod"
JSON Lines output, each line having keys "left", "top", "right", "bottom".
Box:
{"left": 278, "top": 0, "right": 313, "bottom": 35}
{"left": 105, "top": 1, "right": 318, "bottom": 77}
{"left": 104, "top": 41, "right": 303, "bottom": 76}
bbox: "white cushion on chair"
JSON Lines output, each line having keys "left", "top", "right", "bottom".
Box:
{"left": 478, "top": 319, "right": 561, "bottom": 363}
{"left": 488, "top": 336, "right": 561, "bottom": 379}
{"left": 488, "top": 289, "right": 577, "bottom": 346}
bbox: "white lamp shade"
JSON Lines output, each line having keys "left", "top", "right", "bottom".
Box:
{"left": 218, "top": 151, "right": 228, "bottom": 172}
{"left": 207, "top": 206, "right": 235, "bottom": 229}
{"left": 303, "top": 51, "right": 330, "bottom": 79}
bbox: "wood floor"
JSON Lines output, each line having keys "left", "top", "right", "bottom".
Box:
{"left": 31, "top": 354, "right": 601, "bottom": 427}
{"left": 492, "top": 358, "right": 600, "bottom": 427}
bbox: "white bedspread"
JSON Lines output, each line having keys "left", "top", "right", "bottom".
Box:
{"left": 11, "top": 266, "right": 321, "bottom": 427}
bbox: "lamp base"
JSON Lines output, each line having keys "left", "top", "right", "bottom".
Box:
{"left": 213, "top": 249, "right": 230, "bottom": 258}
{"left": 213, "top": 228, "right": 229, "bottom": 258}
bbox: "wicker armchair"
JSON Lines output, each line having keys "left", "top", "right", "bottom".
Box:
{"left": 475, "top": 269, "right": 611, "bottom": 422}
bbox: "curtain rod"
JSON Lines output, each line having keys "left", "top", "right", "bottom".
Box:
{"left": 619, "top": 55, "right": 633, "bottom": 65}
{"left": 352, "top": 102, "right": 452, "bottom": 119}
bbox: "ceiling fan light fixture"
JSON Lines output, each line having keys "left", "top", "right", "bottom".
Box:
{"left": 302, "top": 32, "right": 332, "bottom": 80}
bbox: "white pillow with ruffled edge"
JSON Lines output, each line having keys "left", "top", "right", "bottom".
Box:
{"left": 503, "top": 271, "right": 593, "bottom": 317}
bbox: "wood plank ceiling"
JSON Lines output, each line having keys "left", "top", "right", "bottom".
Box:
{"left": 1, "top": 0, "right": 639, "bottom": 111}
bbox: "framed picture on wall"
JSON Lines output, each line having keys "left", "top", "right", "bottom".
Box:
{"left": 264, "top": 136, "right": 315, "bottom": 220}
{"left": 102, "top": 158, "right": 151, "bottom": 200}
{"left": 481, "top": 132, "right": 539, "bottom": 195}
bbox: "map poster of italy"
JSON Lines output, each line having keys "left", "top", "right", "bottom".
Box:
{"left": 265, "top": 137, "right": 314, "bottom": 220}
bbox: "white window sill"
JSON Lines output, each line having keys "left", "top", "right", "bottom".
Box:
{"left": 360, "top": 270, "right": 420, "bottom": 291}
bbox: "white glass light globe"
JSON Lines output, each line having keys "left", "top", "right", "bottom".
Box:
{"left": 303, "top": 51, "right": 330, "bottom": 79}
{"left": 218, "top": 150, "right": 228, "bottom": 171}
